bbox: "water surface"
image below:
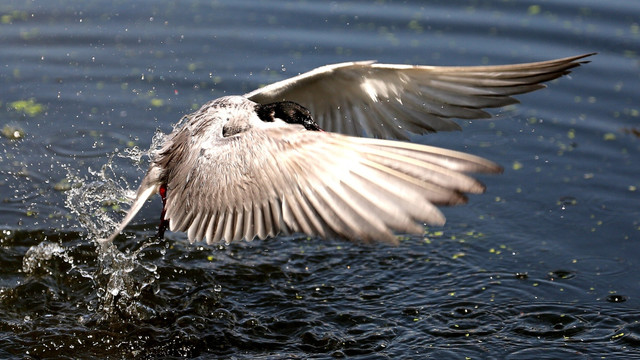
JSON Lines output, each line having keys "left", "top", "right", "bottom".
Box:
{"left": 1, "top": 0, "right": 639, "bottom": 358}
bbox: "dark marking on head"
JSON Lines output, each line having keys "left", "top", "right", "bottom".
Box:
{"left": 255, "top": 101, "right": 322, "bottom": 131}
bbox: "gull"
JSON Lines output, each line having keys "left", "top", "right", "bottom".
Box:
{"left": 103, "top": 53, "right": 593, "bottom": 245}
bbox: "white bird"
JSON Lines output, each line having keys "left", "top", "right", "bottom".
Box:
{"left": 103, "top": 53, "right": 593, "bottom": 245}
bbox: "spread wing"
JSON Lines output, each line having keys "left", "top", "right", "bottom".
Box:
{"left": 162, "top": 125, "right": 502, "bottom": 245}
{"left": 245, "top": 53, "right": 594, "bottom": 139}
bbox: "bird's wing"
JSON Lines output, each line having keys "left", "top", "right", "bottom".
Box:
{"left": 162, "top": 125, "right": 502, "bottom": 245}
{"left": 245, "top": 53, "right": 594, "bottom": 139}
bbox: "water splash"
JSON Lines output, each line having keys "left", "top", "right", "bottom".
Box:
{"left": 22, "top": 241, "right": 93, "bottom": 278}
{"left": 63, "top": 129, "right": 167, "bottom": 240}
{"left": 23, "top": 132, "right": 172, "bottom": 321}
{"left": 93, "top": 239, "right": 162, "bottom": 321}
{"left": 64, "top": 156, "right": 136, "bottom": 241}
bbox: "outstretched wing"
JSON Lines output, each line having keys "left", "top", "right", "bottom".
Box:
{"left": 162, "top": 125, "right": 502, "bottom": 245}
{"left": 246, "top": 53, "right": 594, "bottom": 139}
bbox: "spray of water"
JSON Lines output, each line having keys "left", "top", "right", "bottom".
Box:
{"left": 23, "top": 129, "right": 170, "bottom": 321}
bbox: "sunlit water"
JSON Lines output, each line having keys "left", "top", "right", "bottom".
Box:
{"left": 1, "top": 0, "right": 639, "bottom": 358}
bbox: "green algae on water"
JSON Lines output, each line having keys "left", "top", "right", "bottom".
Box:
{"left": 8, "top": 98, "right": 46, "bottom": 117}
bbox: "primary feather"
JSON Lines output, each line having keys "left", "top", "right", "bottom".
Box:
{"left": 246, "top": 53, "right": 593, "bottom": 139}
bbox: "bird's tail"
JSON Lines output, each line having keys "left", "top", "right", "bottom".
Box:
{"left": 100, "top": 166, "right": 162, "bottom": 243}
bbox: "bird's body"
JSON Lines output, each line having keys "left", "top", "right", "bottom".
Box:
{"left": 103, "top": 53, "right": 593, "bottom": 245}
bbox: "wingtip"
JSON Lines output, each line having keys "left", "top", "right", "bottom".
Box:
{"left": 569, "top": 52, "right": 597, "bottom": 65}
{"left": 101, "top": 177, "right": 161, "bottom": 244}
{"left": 492, "top": 164, "right": 505, "bottom": 175}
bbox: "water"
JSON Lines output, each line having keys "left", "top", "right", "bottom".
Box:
{"left": 1, "top": 0, "right": 639, "bottom": 358}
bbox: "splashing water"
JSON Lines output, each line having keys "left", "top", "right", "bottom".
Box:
{"left": 62, "top": 129, "right": 167, "bottom": 241}
{"left": 93, "top": 239, "right": 162, "bottom": 321}
{"left": 64, "top": 157, "right": 136, "bottom": 241}
{"left": 22, "top": 130, "right": 170, "bottom": 321}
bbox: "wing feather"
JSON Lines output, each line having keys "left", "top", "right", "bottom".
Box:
{"left": 162, "top": 125, "right": 502, "bottom": 244}
{"left": 222, "top": 209, "right": 235, "bottom": 244}
{"left": 246, "top": 53, "right": 594, "bottom": 139}
{"left": 210, "top": 209, "right": 227, "bottom": 243}
{"left": 243, "top": 203, "right": 255, "bottom": 241}
{"left": 205, "top": 210, "right": 218, "bottom": 243}
{"left": 187, "top": 212, "right": 203, "bottom": 242}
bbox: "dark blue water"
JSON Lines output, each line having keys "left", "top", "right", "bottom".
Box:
{"left": 1, "top": 0, "right": 639, "bottom": 358}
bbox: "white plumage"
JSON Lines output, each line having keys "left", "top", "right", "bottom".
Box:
{"left": 103, "top": 53, "right": 593, "bottom": 245}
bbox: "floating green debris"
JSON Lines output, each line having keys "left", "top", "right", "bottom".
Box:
{"left": 53, "top": 178, "right": 72, "bottom": 192}
{"left": 528, "top": 5, "right": 541, "bottom": 15}
{"left": 603, "top": 133, "right": 616, "bottom": 141}
{"left": 611, "top": 332, "right": 625, "bottom": 340}
{"left": 512, "top": 161, "right": 523, "bottom": 170}
{"left": 1, "top": 124, "right": 25, "bottom": 140}
{"left": 1, "top": 10, "right": 28, "bottom": 24}
{"left": 150, "top": 98, "right": 164, "bottom": 107}
{"left": 408, "top": 19, "right": 423, "bottom": 33}
{"left": 9, "top": 98, "right": 45, "bottom": 117}
{"left": 19, "top": 28, "right": 39, "bottom": 41}
{"left": 100, "top": 199, "right": 122, "bottom": 212}
{"left": 187, "top": 63, "right": 199, "bottom": 72}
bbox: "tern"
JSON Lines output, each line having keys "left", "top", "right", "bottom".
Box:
{"left": 103, "top": 53, "right": 593, "bottom": 245}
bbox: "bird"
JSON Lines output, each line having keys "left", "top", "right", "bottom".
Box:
{"left": 103, "top": 53, "right": 593, "bottom": 245}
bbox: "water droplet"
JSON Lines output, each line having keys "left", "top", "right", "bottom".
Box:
{"left": 606, "top": 294, "right": 627, "bottom": 303}
{"left": 558, "top": 196, "right": 577, "bottom": 209}
{"left": 515, "top": 272, "right": 528, "bottom": 279}
{"left": 142, "top": 263, "right": 157, "bottom": 272}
